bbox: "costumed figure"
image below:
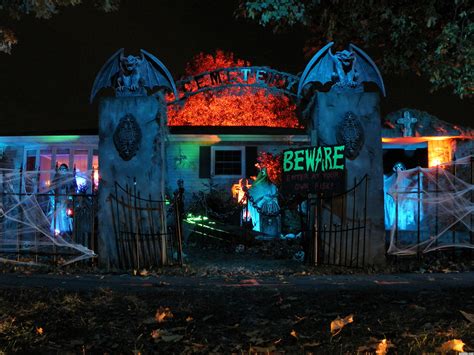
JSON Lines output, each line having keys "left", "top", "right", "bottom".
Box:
{"left": 49, "top": 164, "right": 77, "bottom": 236}
{"left": 384, "top": 162, "right": 422, "bottom": 231}
{"left": 247, "top": 168, "right": 280, "bottom": 236}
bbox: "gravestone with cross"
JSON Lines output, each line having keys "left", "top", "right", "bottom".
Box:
{"left": 397, "top": 111, "right": 418, "bottom": 137}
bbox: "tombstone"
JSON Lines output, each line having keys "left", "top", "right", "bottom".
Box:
{"left": 90, "top": 49, "right": 177, "bottom": 268}
{"left": 298, "top": 42, "right": 386, "bottom": 265}
{"left": 397, "top": 111, "right": 417, "bottom": 137}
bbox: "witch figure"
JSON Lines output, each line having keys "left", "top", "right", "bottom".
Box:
{"left": 247, "top": 168, "right": 281, "bottom": 236}
{"left": 49, "top": 164, "right": 77, "bottom": 236}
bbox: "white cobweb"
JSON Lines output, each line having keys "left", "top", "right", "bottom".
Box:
{"left": 385, "top": 155, "right": 473, "bottom": 256}
{"left": 0, "top": 168, "right": 97, "bottom": 265}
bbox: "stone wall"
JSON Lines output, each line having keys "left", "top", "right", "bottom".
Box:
{"left": 312, "top": 91, "right": 385, "bottom": 265}
{"left": 98, "top": 97, "right": 164, "bottom": 267}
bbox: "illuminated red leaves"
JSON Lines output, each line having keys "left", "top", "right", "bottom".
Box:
{"left": 167, "top": 50, "right": 300, "bottom": 128}
{"left": 256, "top": 152, "right": 283, "bottom": 186}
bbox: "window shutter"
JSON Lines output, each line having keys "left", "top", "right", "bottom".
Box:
{"left": 199, "top": 146, "right": 211, "bottom": 178}
{"left": 245, "top": 146, "right": 258, "bottom": 178}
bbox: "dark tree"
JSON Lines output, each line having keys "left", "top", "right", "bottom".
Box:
{"left": 0, "top": 0, "right": 120, "bottom": 53}
{"left": 237, "top": 0, "right": 473, "bottom": 98}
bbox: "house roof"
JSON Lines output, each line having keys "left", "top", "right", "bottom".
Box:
{"left": 383, "top": 108, "right": 473, "bottom": 138}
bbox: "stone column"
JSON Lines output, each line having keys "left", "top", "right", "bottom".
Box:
{"left": 312, "top": 91, "right": 385, "bottom": 265}
{"left": 97, "top": 97, "right": 164, "bottom": 268}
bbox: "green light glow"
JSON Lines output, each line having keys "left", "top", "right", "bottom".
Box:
{"left": 40, "top": 136, "right": 81, "bottom": 143}
{"left": 184, "top": 214, "right": 220, "bottom": 232}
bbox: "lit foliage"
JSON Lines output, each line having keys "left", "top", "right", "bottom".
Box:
{"left": 0, "top": 0, "right": 120, "bottom": 53}
{"left": 167, "top": 50, "right": 300, "bottom": 127}
{"left": 238, "top": 0, "right": 473, "bottom": 98}
{"left": 256, "top": 151, "right": 282, "bottom": 186}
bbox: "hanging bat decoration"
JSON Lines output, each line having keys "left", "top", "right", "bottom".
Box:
{"left": 90, "top": 48, "right": 178, "bottom": 103}
{"left": 298, "top": 42, "right": 386, "bottom": 97}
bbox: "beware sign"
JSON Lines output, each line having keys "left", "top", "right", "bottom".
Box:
{"left": 281, "top": 145, "right": 346, "bottom": 196}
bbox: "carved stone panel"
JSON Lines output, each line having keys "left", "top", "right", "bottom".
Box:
{"left": 336, "top": 111, "right": 364, "bottom": 160}
{"left": 113, "top": 113, "right": 142, "bottom": 161}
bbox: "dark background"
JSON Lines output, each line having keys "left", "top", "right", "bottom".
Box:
{"left": 0, "top": 0, "right": 472, "bottom": 135}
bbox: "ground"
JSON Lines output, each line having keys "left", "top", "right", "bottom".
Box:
{"left": 0, "top": 269, "right": 473, "bottom": 354}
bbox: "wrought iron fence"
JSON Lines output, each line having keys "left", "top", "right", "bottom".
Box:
{"left": 307, "top": 175, "right": 369, "bottom": 267}
{"left": 389, "top": 156, "right": 473, "bottom": 261}
{"left": 0, "top": 190, "right": 98, "bottom": 265}
{"left": 109, "top": 181, "right": 183, "bottom": 270}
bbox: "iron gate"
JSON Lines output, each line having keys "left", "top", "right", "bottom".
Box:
{"left": 110, "top": 181, "right": 183, "bottom": 269}
{"left": 307, "top": 175, "right": 368, "bottom": 267}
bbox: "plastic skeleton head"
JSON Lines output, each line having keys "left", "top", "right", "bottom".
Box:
{"left": 393, "top": 162, "right": 406, "bottom": 172}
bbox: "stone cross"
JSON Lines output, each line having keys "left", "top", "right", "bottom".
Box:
{"left": 397, "top": 111, "right": 417, "bottom": 137}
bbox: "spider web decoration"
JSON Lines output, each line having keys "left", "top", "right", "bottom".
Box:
{"left": 385, "top": 155, "right": 473, "bottom": 256}
{"left": 0, "top": 169, "right": 96, "bottom": 265}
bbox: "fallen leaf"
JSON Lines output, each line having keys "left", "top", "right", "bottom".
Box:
{"left": 438, "top": 339, "right": 465, "bottom": 353}
{"left": 302, "top": 341, "right": 320, "bottom": 347}
{"left": 290, "top": 329, "right": 298, "bottom": 338}
{"left": 293, "top": 315, "right": 307, "bottom": 324}
{"left": 376, "top": 339, "right": 389, "bottom": 355}
{"left": 249, "top": 345, "right": 276, "bottom": 353}
{"left": 155, "top": 307, "right": 173, "bottom": 323}
{"left": 150, "top": 329, "right": 160, "bottom": 339}
{"left": 202, "top": 314, "right": 214, "bottom": 322}
{"left": 186, "top": 316, "right": 194, "bottom": 322}
{"left": 460, "top": 310, "right": 474, "bottom": 323}
{"left": 161, "top": 334, "right": 183, "bottom": 342}
{"left": 36, "top": 327, "right": 44, "bottom": 335}
{"left": 330, "top": 314, "right": 354, "bottom": 336}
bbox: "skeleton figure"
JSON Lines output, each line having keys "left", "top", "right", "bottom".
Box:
{"left": 49, "top": 164, "right": 77, "bottom": 236}
{"left": 117, "top": 54, "right": 145, "bottom": 92}
{"left": 331, "top": 50, "right": 359, "bottom": 88}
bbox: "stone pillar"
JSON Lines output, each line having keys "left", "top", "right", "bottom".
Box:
{"left": 98, "top": 97, "right": 164, "bottom": 268}
{"left": 312, "top": 91, "right": 385, "bottom": 265}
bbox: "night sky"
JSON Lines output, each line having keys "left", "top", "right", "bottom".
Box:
{"left": 0, "top": 0, "right": 472, "bottom": 135}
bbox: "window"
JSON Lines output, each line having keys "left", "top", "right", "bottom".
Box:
{"left": 39, "top": 149, "right": 52, "bottom": 192}
{"left": 22, "top": 147, "right": 100, "bottom": 193}
{"left": 56, "top": 149, "right": 70, "bottom": 169}
{"left": 211, "top": 147, "right": 244, "bottom": 177}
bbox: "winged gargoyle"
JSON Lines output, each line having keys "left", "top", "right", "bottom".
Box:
{"left": 297, "top": 42, "right": 386, "bottom": 97}
{"left": 90, "top": 49, "right": 178, "bottom": 103}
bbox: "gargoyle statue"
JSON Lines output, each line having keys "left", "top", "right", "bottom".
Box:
{"left": 117, "top": 54, "right": 145, "bottom": 93}
{"left": 297, "top": 42, "right": 386, "bottom": 97}
{"left": 331, "top": 49, "right": 358, "bottom": 88}
{"left": 90, "top": 48, "right": 178, "bottom": 103}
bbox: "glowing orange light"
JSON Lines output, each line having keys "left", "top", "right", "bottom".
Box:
{"left": 428, "top": 139, "right": 455, "bottom": 167}
{"left": 232, "top": 178, "right": 252, "bottom": 204}
{"left": 168, "top": 50, "right": 300, "bottom": 128}
{"left": 382, "top": 136, "right": 463, "bottom": 144}
{"left": 93, "top": 167, "right": 99, "bottom": 189}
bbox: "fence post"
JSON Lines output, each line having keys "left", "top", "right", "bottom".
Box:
{"left": 417, "top": 168, "right": 421, "bottom": 259}
{"left": 315, "top": 193, "right": 323, "bottom": 265}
